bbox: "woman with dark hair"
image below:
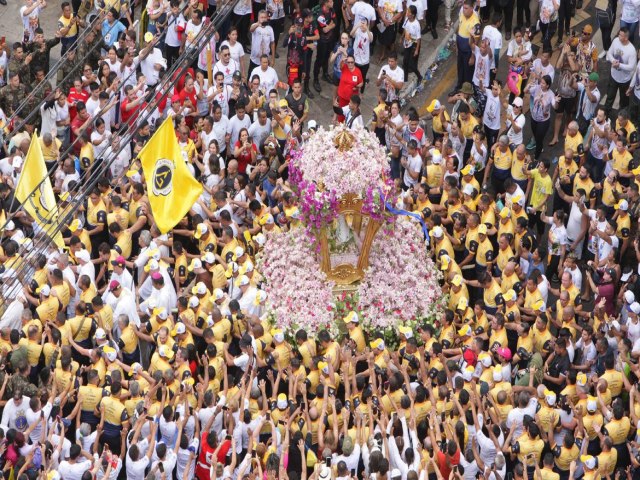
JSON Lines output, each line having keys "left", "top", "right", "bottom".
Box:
{"left": 524, "top": 74, "right": 555, "bottom": 159}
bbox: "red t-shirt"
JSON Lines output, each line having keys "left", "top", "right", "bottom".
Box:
{"left": 337, "top": 64, "right": 363, "bottom": 101}
{"left": 437, "top": 450, "right": 460, "bottom": 479}
{"left": 234, "top": 140, "right": 257, "bottom": 173}
{"left": 120, "top": 97, "right": 146, "bottom": 127}
{"left": 70, "top": 115, "right": 93, "bottom": 155}
{"left": 67, "top": 87, "right": 89, "bottom": 122}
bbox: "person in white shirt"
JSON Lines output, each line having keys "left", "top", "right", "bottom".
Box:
{"left": 213, "top": 45, "right": 240, "bottom": 85}
{"left": 138, "top": 38, "right": 167, "bottom": 87}
{"left": 184, "top": 9, "right": 204, "bottom": 50}
{"left": 351, "top": 0, "right": 377, "bottom": 27}
{"left": 605, "top": 27, "right": 637, "bottom": 112}
{"left": 334, "top": 94, "right": 364, "bottom": 130}
{"left": 505, "top": 96, "right": 525, "bottom": 148}
{"left": 249, "top": 11, "right": 275, "bottom": 72}
{"left": 376, "top": 56, "right": 405, "bottom": 102}
{"left": 482, "top": 80, "right": 501, "bottom": 151}
{"left": 351, "top": 21, "right": 373, "bottom": 92}
{"left": 249, "top": 54, "right": 279, "bottom": 94}
{"left": 401, "top": 139, "right": 422, "bottom": 189}
{"left": 127, "top": 418, "right": 158, "bottom": 480}
{"left": 401, "top": 6, "right": 422, "bottom": 84}
{"left": 58, "top": 444, "right": 94, "bottom": 480}
{"left": 208, "top": 71, "right": 234, "bottom": 117}
{"left": 165, "top": 3, "right": 186, "bottom": 67}
{"left": 482, "top": 14, "right": 503, "bottom": 75}
{"left": 227, "top": 101, "right": 252, "bottom": 151}
{"left": 220, "top": 27, "right": 246, "bottom": 74}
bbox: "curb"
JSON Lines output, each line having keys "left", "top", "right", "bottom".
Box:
{"left": 400, "top": 18, "right": 460, "bottom": 100}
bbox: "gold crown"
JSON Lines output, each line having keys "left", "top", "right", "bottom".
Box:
{"left": 334, "top": 129, "right": 355, "bottom": 152}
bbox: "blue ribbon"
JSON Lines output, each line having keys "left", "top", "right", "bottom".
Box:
{"left": 383, "top": 199, "right": 431, "bottom": 246}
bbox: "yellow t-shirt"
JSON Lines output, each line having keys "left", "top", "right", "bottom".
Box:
{"left": 529, "top": 169, "right": 553, "bottom": 210}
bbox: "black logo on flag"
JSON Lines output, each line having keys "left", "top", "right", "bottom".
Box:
{"left": 152, "top": 159, "right": 174, "bottom": 196}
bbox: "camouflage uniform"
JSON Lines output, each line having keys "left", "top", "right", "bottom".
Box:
{"left": 7, "top": 57, "right": 31, "bottom": 86}
{"left": 0, "top": 83, "right": 29, "bottom": 116}
{"left": 26, "top": 38, "right": 61, "bottom": 77}
{"left": 7, "top": 372, "right": 38, "bottom": 399}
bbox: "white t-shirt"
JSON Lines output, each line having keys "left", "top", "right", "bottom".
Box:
{"left": 506, "top": 106, "right": 525, "bottom": 145}
{"left": 165, "top": 13, "right": 186, "bottom": 47}
{"left": 248, "top": 119, "right": 272, "bottom": 148}
{"left": 59, "top": 460, "right": 93, "bottom": 480}
{"left": 20, "top": 5, "right": 41, "bottom": 42}
{"left": 472, "top": 46, "right": 491, "bottom": 88}
{"left": 404, "top": 153, "right": 422, "bottom": 187}
{"left": 482, "top": 25, "right": 503, "bottom": 52}
{"left": 126, "top": 454, "right": 150, "bottom": 480}
{"left": 212, "top": 115, "right": 230, "bottom": 153}
{"left": 234, "top": 0, "right": 253, "bottom": 15}
{"left": 606, "top": 38, "right": 638, "bottom": 84}
{"left": 250, "top": 66, "right": 279, "bottom": 94}
{"left": 220, "top": 40, "right": 245, "bottom": 66}
{"left": 405, "top": 0, "right": 427, "bottom": 19}
{"left": 184, "top": 20, "right": 203, "bottom": 49}
{"left": 227, "top": 114, "right": 252, "bottom": 148}
{"left": 483, "top": 90, "right": 501, "bottom": 130}
{"left": 208, "top": 84, "right": 233, "bottom": 117}
{"left": 177, "top": 439, "right": 199, "bottom": 480}
{"left": 351, "top": 1, "right": 377, "bottom": 25}
{"left": 353, "top": 29, "right": 372, "bottom": 66}
{"left": 250, "top": 26, "right": 275, "bottom": 65}
{"left": 378, "top": 65, "right": 404, "bottom": 100}
{"left": 213, "top": 58, "right": 240, "bottom": 85}
{"left": 402, "top": 18, "right": 421, "bottom": 48}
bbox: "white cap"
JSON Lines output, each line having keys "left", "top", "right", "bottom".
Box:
{"left": 236, "top": 275, "right": 250, "bottom": 287}
{"left": 5, "top": 220, "right": 15, "bottom": 231}
{"left": 36, "top": 284, "right": 51, "bottom": 296}
{"left": 76, "top": 249, "right": 91, "bottom": 263}
{"left": 201, "top": 252, "right": 215, "bottom": 264}
{"left": 94, "top": 328, "right": 106, "bottom": 340}
{"left": 463, "top": 183, "right": 475, "bottom": 196}
{"left": 307, "top": 120, "right": 318, "bottom": 130}
{"left": 625, "top": 290, "right": 636, "bottom": 304}
{"left": 432, "top": 226, "right": 444, "bottom": 238}
{"left": 213, "top": 288, "right": 225, "bottom": 300}
{"left": 253, "top": 233, "right": 266, "bottom": 246}
{"left": 234, "top": 246, "right": 245, "bottom": 258}
{"left": 631, "top": 302, "right": 640, "bottom": 314}
{"left": 174, "top": 322, "right": 186, "bottom": 335}
{"left": 188, "top": 296, "right": 200, "bottom": 308}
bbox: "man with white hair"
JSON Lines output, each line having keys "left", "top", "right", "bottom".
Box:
{"left": 106, "top": 281, "right": 140, "bottom": 329}
{"left": 237, "top": 275, "right": 258, "bottom": 313}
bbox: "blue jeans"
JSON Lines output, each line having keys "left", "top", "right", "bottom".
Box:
{"left": 621, "top": 20, "right": 639, "bottom": 43}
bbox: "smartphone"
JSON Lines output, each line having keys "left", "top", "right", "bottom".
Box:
{"left": 145, "top": 416, "right": 154, "bottom": 421}
{"left": 351, "top": 470, "right": 356, "bottom": 477}
{"left": 158, "top": 463, "right": 164, "bottom": 473}
{"left": 325, "top": 457, "right": 331, "bottom": 467}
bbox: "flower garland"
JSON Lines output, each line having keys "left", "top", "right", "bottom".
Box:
{"left": 357, "top": 218, "right": 445, "bottom": 329}
{"left": 256, "top": 228, "right": 335, "bottom": 335}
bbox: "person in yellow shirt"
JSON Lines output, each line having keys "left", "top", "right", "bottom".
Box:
{"left": 455, "top": 1, "right": 480, "bottom": 89}
{"left": 485, "top": 136, "right": 513, "bottom": 189}
{"left": 523, "top": 159, "right": 553, "bottom": 237}
{"left": 345, "top": 312, "right": 365, "bottom": 354}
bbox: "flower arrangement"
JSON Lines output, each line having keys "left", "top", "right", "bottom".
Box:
{"left": 357, "top": 218, "right": 445, "bottom": 328}
{"left": 292, "top": 124, "right": 390, "bottom": 199}
{"left": 256, "top": 228, "right": 335, "bottom": 335}
{"left": 287, "top": 125, "right": 392, "bottom": 246}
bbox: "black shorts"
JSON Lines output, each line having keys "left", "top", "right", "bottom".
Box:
{"left": 555, "top": 95, "right": 577, "bottom": 114}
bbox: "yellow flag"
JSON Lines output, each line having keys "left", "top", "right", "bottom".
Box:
{"left": 139, "top": 117, "right": 203, "bottom": 234}
{"left": 14, "top": 133, "right": 64, "bottom": 248}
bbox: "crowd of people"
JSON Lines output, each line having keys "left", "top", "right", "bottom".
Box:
{"left": 0, "top": 0, "right": 640, "bottom": 480}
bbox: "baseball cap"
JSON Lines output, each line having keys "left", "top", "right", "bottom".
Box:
{"left": 232, "top": 70, "right": 242, "bottom": 79}
{"left": 426, "top": 99, "right": 441, "bottom": 113}
{"left": 512, "top": 97, "right": 524, "bottom": 108}
{"left": 616, "top": 199, "right": 629, "bottom": 211}
{"left": 451, "top": 274, "right": 463, "bottom": 287}
{"left": 458, "top": 325, "right": 472, "bottom": 337}
{"left": 478, "top": 223, "right": 488, "bottom": 235}
{"left": 36, "top": 284, "right": 50, "bottom": 296}
{"left": 111, "top": 255, "right": 126, "bottom": 267}
{"left": 432, "top": 226, "right": 444, "bottom": 238}
{"left": 345, "top": 311, "right": 359, "bottom": 324}
{"left": 588, "top": 72, "right": 599, "bottom": 82}
{"left": 94, "top": 328, "right": 106, "bottom": 340}
{"left": 144, "top": 31, "right": 154, "bottom": 43}
{"left": 194, "top": 223, "right": 208, "bottom": 239}
{"left": 398, "top": 325, "right": 413, "bottom": 338}
{"left": 308, "top": 120, "right": 318, "bottom": 130}
{"left": 496, "top": 347, "right": 512, "bottom": 361}
{"left": 108, "top": 279, "right": 121, "bottom": 291}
